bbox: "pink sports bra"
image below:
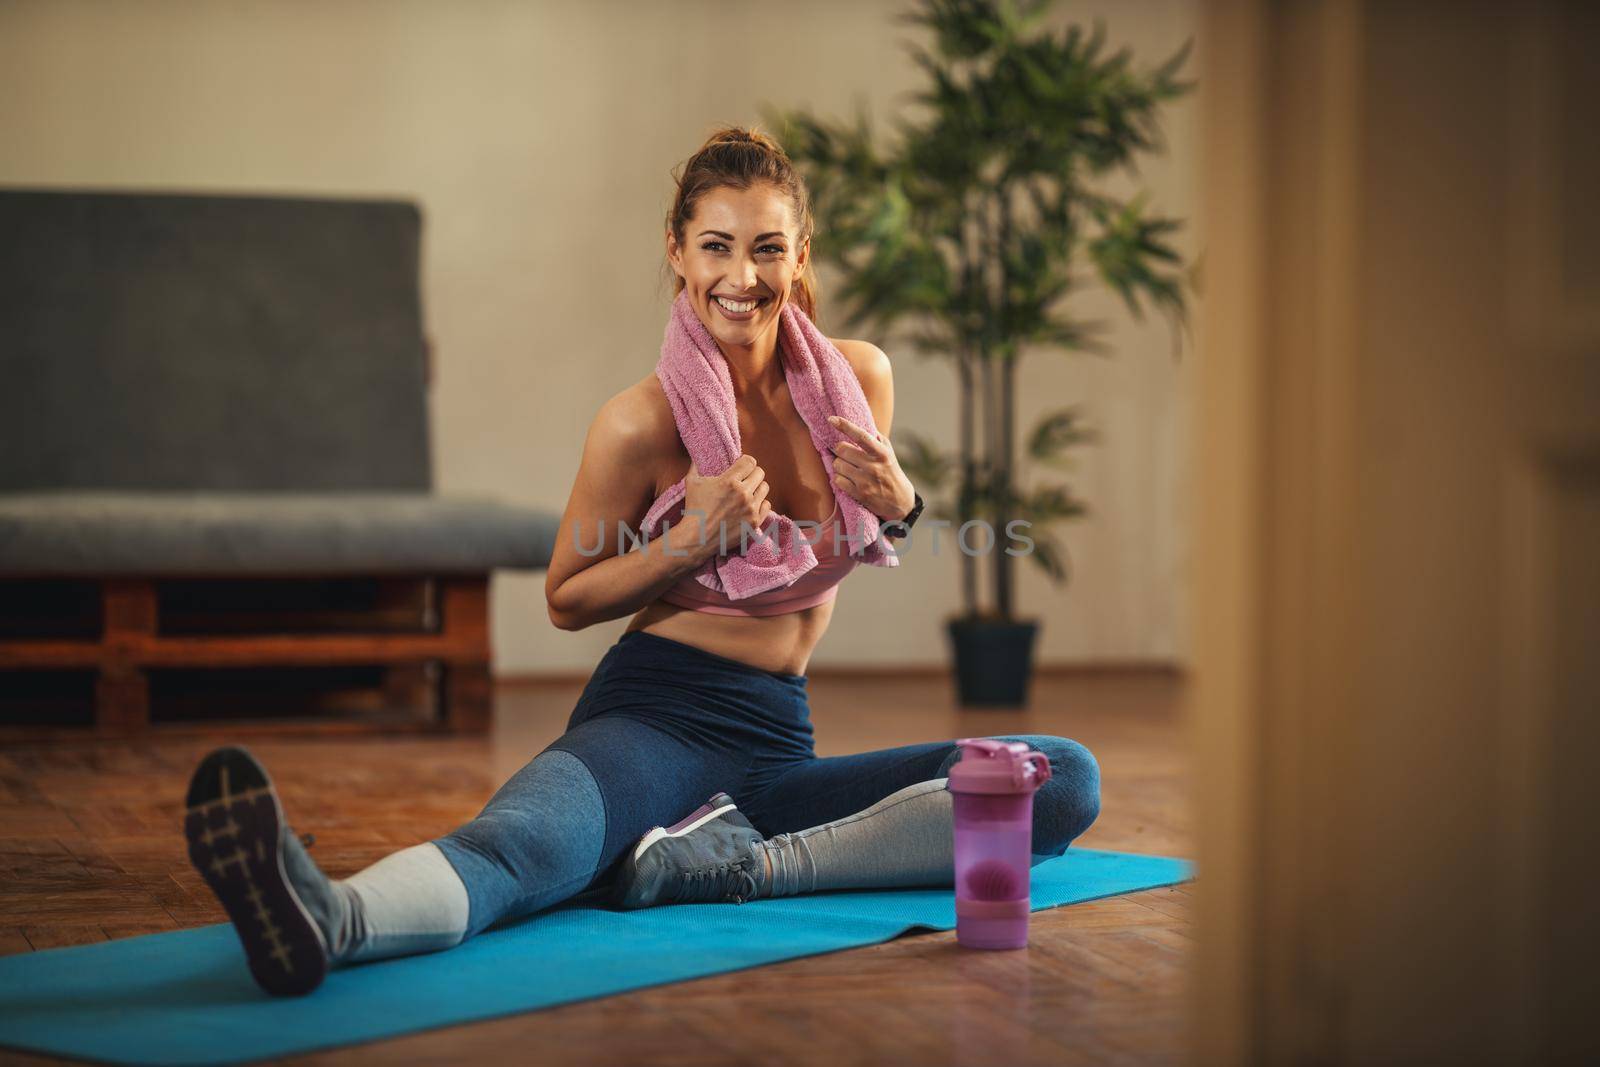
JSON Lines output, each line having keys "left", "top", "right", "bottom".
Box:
{"left": 657, "top": 495, "right": 861, "bottom": 617}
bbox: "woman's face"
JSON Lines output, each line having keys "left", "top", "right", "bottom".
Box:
{"left": 667, "top": 183, "right": 809, "bottom": 351}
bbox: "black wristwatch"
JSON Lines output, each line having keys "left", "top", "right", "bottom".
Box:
{"left": 880, "top": 490, "right": 923, "bottom": 540}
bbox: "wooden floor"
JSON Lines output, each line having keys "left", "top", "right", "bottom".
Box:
{"left": 0, "top": 667, "right": 1192, "bottom": 1066}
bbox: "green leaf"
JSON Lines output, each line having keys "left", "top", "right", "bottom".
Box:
{"left": 1086, "top": 192, "right": 1188, "bottom": 322}
{"left": 1021, "top": 530, "right": 1070, "bottom": 584}
{"left": 1022, "top": 483, "right": 1089, "bottom": 522}
{"left": 1026, "top": 408, "right": 1099, "bottom": 466}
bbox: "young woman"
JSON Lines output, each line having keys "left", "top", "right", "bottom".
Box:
{"left": 184, "top": 126, "right": 1101, "bottom": 996}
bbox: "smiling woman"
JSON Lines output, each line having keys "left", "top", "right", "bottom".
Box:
{"left": 618, "top": 181, "right": 912, "bottom": 674}
{"left": 543, "top": 127, "right": 902, "bottom": 679}
{"left": 180, "top": 125, "right": 1101, "bottom": 998}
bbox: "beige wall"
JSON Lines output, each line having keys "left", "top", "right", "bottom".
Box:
{"left": 0, "top": 0, "right": 1199, "bottom": 675}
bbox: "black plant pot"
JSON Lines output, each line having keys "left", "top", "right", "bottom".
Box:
{"left": 946, "top": 616, "right": 1040, "bottom": 707}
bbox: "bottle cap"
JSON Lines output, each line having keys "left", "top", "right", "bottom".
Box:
{"left": 946, "top": 738, "right": 1053, "bottom": 795}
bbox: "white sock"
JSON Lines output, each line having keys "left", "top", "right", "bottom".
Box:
{"left": 759, "top": 778, "right": 956, "bottom": 896}
{"left": 336, "top": 842, "right": 470, "bottom": 964}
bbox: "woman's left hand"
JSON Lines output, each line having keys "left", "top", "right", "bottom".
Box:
{"left": 825, "top": 414, "right": 917, "bottom": 522}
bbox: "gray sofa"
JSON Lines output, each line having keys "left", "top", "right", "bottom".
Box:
{"left": 0, "top": 189, "right": 559, "bottom": 733}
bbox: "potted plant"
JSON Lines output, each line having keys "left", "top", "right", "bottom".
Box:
{"left": 766, "top": 0, "right": 1195, "bottom": 706}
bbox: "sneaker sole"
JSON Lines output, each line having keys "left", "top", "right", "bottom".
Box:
{"left": 183, "top": 746, "right": 329, "bottom": 997}
{"left": 629, "top": 792, "right": 738, "bottom": 863}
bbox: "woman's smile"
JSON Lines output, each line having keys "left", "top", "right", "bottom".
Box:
{"left": 711, "top": 293, "right": 769, "bottom": 321}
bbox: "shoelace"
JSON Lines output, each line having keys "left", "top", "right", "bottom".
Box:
{"left": 673, "top": 856, "right": 760, "bottom": 905}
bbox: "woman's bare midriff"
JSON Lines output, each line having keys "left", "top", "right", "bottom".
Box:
{"left": 624, "top": 597, "right": 836, "bottom": 678}
{"left": 622, "top": 369, "right": 845, "bottom": 678}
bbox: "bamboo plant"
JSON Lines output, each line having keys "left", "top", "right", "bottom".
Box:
{"left": 765, "top": 0, "right": 1194, "bottom": 622}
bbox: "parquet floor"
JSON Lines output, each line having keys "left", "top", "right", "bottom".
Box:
{"left": 0, "top": 667, "right": 1192, "bottom": 1066}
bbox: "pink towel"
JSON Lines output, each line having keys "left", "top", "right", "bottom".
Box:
{"left": 639, "top": 288, "right": 900, "bottom": 600}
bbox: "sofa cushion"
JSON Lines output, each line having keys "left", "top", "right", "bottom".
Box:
{"left": 0, "top": 493, "right": 559, "bottom": 576}
{"left": 0, "top": 190, "right": 431, "bottom": 492}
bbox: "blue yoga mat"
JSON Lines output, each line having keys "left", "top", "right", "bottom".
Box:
{"left": 0, "top": 848, "right": 1189, "bottom": 1066}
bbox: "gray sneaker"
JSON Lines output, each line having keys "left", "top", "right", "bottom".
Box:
{"left": 183, "top": 746, "right": 350, "bottom": 996}
{"left": 611, "top": 792, "right": 767, "bottom": 909}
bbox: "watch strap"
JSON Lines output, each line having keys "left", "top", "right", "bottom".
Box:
{"left": 881, "top": 490, "right": 923, "bottom": 539}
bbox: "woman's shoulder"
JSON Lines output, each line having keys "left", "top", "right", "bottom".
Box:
{"left": 588, "top": 375, "right": 684, "bottom": 502}
{"left": 594, "top": 373, "right": 681, "bottom": 459}
{"left": 828, "top": 339, "right": 896, "bottom": 435}
{"left": 829, "top": 338, "right": 891, "bottom": 385}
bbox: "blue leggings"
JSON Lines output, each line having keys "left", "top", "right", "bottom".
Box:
{"left": 432, "top": 631, "right": 1101, "bottom": 937}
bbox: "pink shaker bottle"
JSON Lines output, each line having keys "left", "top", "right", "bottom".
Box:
{"left": 947, "top": 738, "right": 1053, "bottom": 950}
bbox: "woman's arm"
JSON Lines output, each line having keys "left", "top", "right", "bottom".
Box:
{"left": 544, "top": 392, "right": 714, "bottom": 631}
{"left": 829, "top": 340, "right": 917, "bottom": 522}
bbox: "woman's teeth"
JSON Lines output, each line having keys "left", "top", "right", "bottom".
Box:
{"left": 714, "top": 296, "right": 762, "bottom": 314}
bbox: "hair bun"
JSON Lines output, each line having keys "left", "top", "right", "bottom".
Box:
{"left": 699, "top": 124, "right": 784, "bottom": 156}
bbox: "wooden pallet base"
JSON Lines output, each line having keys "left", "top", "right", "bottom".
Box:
{"left": 0, "top": 574, "right": 495, "bottom": 735}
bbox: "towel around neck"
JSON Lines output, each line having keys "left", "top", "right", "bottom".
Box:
{"left": 639, "top": 289, "right": 901, "bottom": 600}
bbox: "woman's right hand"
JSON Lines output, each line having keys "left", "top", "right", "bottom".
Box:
{"left": 682, "top": 454, "right": 773, "bottom": 554}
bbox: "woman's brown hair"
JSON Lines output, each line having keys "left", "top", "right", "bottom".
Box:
{"left": 664, "top": 124, "right": 820, "bottom": 322}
